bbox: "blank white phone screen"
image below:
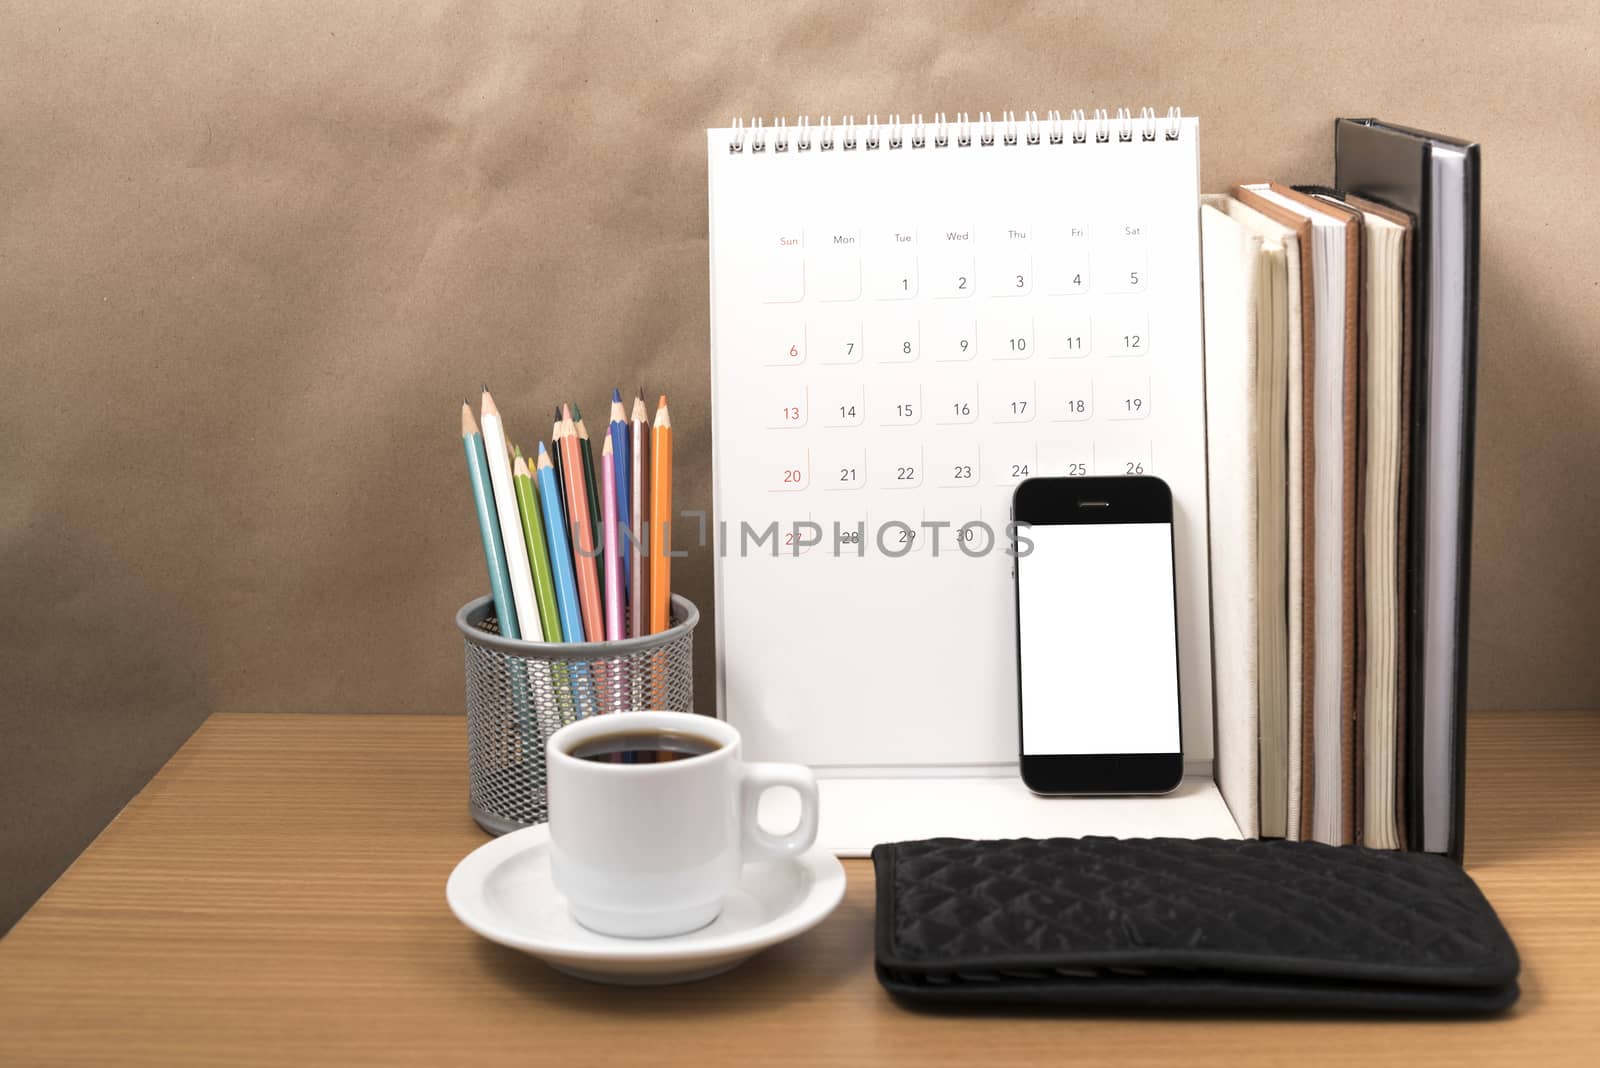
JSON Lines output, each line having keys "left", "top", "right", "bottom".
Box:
{"left": 1018, "top": 522, "right": 1181, "bottom": 756}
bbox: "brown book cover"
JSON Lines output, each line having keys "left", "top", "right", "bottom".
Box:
{"left": 1264, "top": 182, "right": 1361, "bottom": 846}
{"left": 1300, "top": 188, "right": 1370, "bottom": 845}
{"left": 1348, "top": 193, "right": 1416, "bottom": 849}
{"left": 1229, "top": 184, "right": 1317, "bottom": 841}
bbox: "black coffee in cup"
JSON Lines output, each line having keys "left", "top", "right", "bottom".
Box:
{"left": 567, "top": 729, "right": 723, "bottom": 764}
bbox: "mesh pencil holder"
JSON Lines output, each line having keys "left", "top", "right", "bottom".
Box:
{"left": 456, "top": 593, "right": 699, "bottom": 835}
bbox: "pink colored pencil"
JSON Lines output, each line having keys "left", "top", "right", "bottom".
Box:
{"left": 601, "top": 435, "right": 623, "bottom": 641}
{"left": 557, "top": 405, "right": 603, "bottom": 642}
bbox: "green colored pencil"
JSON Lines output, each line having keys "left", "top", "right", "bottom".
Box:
{"left": 513, "top": 451, "right": 564, "bottom": 642}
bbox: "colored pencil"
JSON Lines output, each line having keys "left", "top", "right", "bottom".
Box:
{"left": 629, "top": 392, "right": 650, "bottom": 638}
{"left": 536, "top": 443, "right": 585, "bottom": 643}
{"left": 547, "top": 411, "right": 571, "bottom": 593}
{"left": 550, "top": 407, "right": 565, "bottom": 492}
{"left": 513, "top": 453, "right": 565, "bottom": 642}
{"left": 650, "top": 395, "right": 673, "bottom": 633}
{"left": 601, "top": 435, "right": 623, "bottom": 641}
{"left": 479, "top": 388, "right": 542, "bottom": 640}
{"left": 558, "top": 405, "right": 605, "bottom": 641}
{"left": 573, "top": 403, "right": 604, "bottom": 594}
{"left": 608, "top": 389, "right": 632, "bottom": 598}
{"left": 460, "top": 402, "right": 519, "bottom": 639}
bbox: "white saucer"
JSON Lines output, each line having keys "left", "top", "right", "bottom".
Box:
{"left": 446, "top": 825, "right": 847, "bottom": 985}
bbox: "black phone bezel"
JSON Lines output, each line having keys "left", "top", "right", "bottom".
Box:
{"left": 1011, "top": 475, "right": 1184, "bottom": 796}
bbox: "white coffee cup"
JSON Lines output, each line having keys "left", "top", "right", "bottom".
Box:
{"left": 546, "top": 711, "right": 820, "bottom": 938}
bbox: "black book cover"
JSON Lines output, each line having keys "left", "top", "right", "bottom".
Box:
{"left": 1334, "top": 118, "right": 1480, "bottom": 862}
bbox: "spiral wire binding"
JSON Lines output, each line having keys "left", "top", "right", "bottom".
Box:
{"left": 728, "top": 107, "right": 1184, "bottom": 152}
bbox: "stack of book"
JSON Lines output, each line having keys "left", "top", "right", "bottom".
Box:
{"left": 1203, "top": 119, "right": 1480, "bottom": 858}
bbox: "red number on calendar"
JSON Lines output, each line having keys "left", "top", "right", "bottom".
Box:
{"left": 782, "top": 469, "right": 802, "bottom": 483}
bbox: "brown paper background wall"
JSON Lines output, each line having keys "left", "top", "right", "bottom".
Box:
{"left": 3, "top": 0, "right": 1597, "bottom": 930}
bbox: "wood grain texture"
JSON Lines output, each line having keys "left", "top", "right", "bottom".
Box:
{"left": 1, "top": 709, "right": 1596, "bottom": 1066}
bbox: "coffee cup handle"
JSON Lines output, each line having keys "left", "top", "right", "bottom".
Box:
{"left": 739, "top": 763, "right": 820, "bottom": 862}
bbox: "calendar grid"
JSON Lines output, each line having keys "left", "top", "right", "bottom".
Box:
{"left": 708, "top": 116, "right": 1215, "bottom": 771}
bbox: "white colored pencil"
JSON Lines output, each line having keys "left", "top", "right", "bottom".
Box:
{"left": 479, "top": 387, "right": 542, "bottom": 640}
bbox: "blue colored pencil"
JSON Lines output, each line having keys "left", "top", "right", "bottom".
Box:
{"left": 536, "top": 442, "right": 586, "bottom": 643}
{"left": 607, "top": 388, "right": 632, "bottom": 596}
{"left": 461, "top": 401, "right": 519, "bottom": 638}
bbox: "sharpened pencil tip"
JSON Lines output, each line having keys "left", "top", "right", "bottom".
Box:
{"left": 571, "top": 402, "right": 583, "bottom": 421}
{"left": 481, "top": 383, "right": 489, "bottom": 393}
{"left": 612, "top": 387, "right": 622, "bottom": 403}
{"left": 537, "top": 441, "right": 548, "bottom": 456}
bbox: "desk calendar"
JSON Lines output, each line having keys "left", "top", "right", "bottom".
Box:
{"left": 707, "top": 111, "right": 1234, "bottom": 850}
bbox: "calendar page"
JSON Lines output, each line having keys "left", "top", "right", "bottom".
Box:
{"left": 707, "top": 112, "right": 1213, "bottom": 772}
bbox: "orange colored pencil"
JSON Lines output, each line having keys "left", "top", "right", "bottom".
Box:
{"left": 558, "top": 405, "right": 605, "bottom": 642}
{"left": 649, "top": 395, "right": 673, "bottom": 633}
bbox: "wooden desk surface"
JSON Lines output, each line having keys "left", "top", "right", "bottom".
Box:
{"left": 1, "top": 710, "right": 1596, "bottom": 1066}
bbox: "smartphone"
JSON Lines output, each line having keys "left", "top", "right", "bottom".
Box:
{"left": 1012, "top": 475, "right": 1184, "bottom": 795}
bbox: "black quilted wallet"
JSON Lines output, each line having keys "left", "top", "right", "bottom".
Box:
{"left": 873, "top": 837, "right": 1519, "bottom": 1013}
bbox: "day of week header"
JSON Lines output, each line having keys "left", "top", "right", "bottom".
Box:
{"left": 866, "top": 227, "right": 917, "bottom": 246}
